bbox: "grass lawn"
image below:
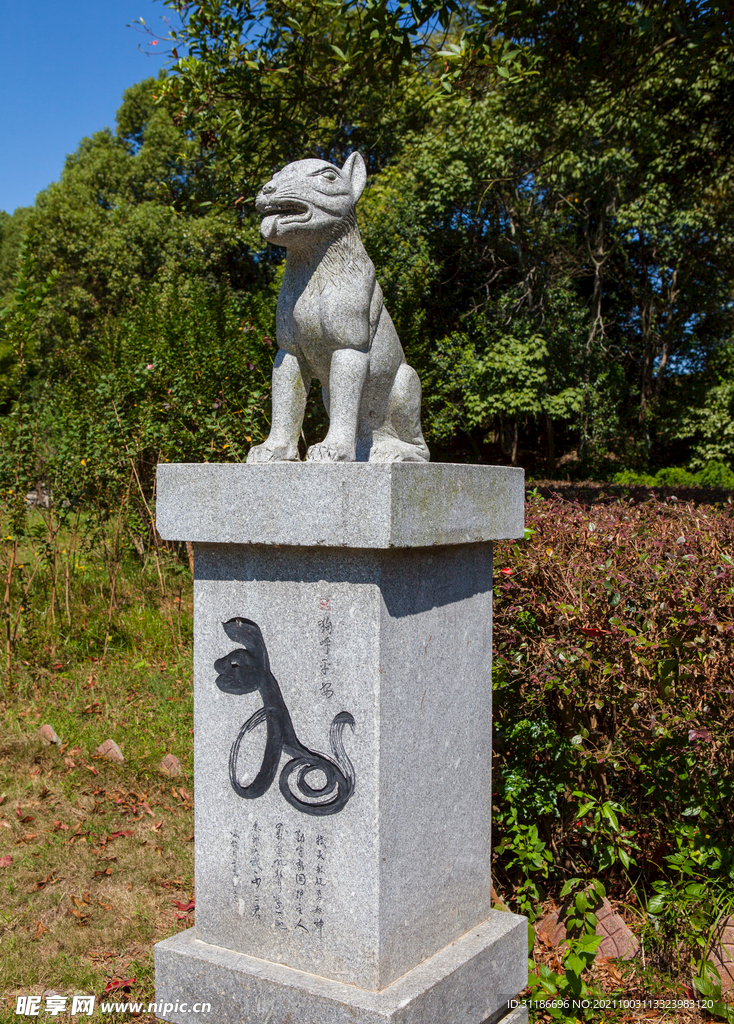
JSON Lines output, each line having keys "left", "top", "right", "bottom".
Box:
{"left": 0, "top": 542, "right": 195, "bottom": 1023}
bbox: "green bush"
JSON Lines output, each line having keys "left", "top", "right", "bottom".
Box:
{"left": 613, "top": 461, "right": 734, "bottom": 489}
{"left": 493, "top": 491, "right": 734, "bottom": 1012}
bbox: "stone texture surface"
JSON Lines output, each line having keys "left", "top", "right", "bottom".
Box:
{"left": 537, "top": 896, "right": 639, "bottom": 960}
{"left": 156, "top": 462, "right": 524, "bottom": 548}
{"left": 37, "top": 724, "right": 61, "bottom": 746}
{"left": 709, "top": 915, "right": 734, "bottom": 995}
{"left": 96, "top": 739, "right": 124, "bottom": 763}
{"left": 249, "top": 154, "right": 429, "bottom": 465}
{"left": 154, "top": 910, "right": 528, "bottom": 1024}
{"left": 189, "top": 541, "right": 495, "bottom": 990}
{"left": 159, "top": 754, "right": 183, "bottom": 777}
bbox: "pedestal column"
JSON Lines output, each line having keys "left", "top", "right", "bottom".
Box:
{"left": 154, "top": 463, "right": 528, "bottom": 1024}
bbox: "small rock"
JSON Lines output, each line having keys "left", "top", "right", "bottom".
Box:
{"left": 537, "top": 894, "right": 639, "bottom": 960}
{"left": 96, "top": 739, "right": 124, "bottom": 763}
{"left": 37, "top": 724, "right": 61, "bottom": 746}
{"left": 159, "top": 753, "right": 182, "bottom": 777}
{"left": 708, "top": 915, "right": 734, "bottom": 995}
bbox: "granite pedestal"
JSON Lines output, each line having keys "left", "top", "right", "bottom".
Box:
{"left": 154, "top": 463, "right": 528, "bottom": 1024}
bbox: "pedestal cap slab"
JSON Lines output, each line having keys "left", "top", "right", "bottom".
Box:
{"left": 155, "top": 463, "right": 524, "bottom": 548}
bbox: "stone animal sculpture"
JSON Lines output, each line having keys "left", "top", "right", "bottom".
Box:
{"left": 215, "top": 617, "right": 356, "bottom": 816}
{"left": 247, "top": 153, "right": 430, "bottom": 463}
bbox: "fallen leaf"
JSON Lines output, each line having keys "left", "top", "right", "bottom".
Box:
{"left": 153, "top": 820, "right": 163, "bottom": 832}
{"left": 67, "top": 907, "right": 89, "bottom": 922}
{"left": 97, "top": 900, "right": 113, "bottom": 911}
{"left": 21, "top": 833, "right": 38, "bottom": 842}
{"left": 172, "top": 900, "right": 195, "bottom": 912}
{"left": 93, "top": 866, "right": 114, "bottom": 878}
{"left": 183, "top": 833, "right": 194, "bottom": 842}
{"left": 104, "top": 978, "right": 135, "bottom": 994}
{"left": 33, "top": 920, "right": 49, "bottom": 940}
{"left": 138, "top": 800, "right": 154, "bottom": 817}
{"left": 0, "top": 855, "right": 12, "bottom": 867}
{"left": 86, "top": 765, "right": 99, "bottom": 776}
{"left": 31, "top": 874, "right": 57, "bottom": 891}
{"left": 108, "top": 830, "right": 134, "bottom": 840}
{"left": 51, "top": 821, "right": 70, "bottom": 832}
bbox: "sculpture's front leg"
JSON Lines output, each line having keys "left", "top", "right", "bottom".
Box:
{"left": 247, "top": 350, "right": 309, "bottom": 463}
{"left": 307, "top": 349, "right": 369, "bottom": 462}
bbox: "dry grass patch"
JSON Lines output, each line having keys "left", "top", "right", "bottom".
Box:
{"left": 0, "top": 727, "right": 194, "bottom": 1020}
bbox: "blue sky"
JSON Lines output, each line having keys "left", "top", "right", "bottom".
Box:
{"left": 0, "top": 0, "right": 173, "bottom": 214}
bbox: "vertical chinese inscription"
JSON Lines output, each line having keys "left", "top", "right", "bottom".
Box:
{"left": 230, "top": 828, "right": 240, "bottom": 908}
{"left": 273, "top": 822, "right": 287, "bottom": 931}
{"left": 313, "top": 833, "right": 327, "bottom": 938}
{"left": 230, "top": 819, "right": 332, "bottom": 936}
{"left": 249, "top": 820, "right": 263, "bottom": 920}
{"left": 318, "top": 598, "right": 334, "bottom": 698}
{"left": 294, "top": 828, "right": 308, "bottom": 931}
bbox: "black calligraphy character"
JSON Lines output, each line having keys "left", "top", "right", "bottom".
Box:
{"left": 214, "top": 618, "right": 356, "bottom": 816}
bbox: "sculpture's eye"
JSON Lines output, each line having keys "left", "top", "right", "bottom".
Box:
{"left": 320, "top": 170, "right": 338, "bottom": 182}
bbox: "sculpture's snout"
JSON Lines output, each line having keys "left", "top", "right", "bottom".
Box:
{"left": 255, "top": 182, "right": 279, "bottom": 214}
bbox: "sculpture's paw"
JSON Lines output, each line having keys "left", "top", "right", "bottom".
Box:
{"left": 368, "top": 438, "right": 430, "bottom": 463}
{"left": 246, "top": 442, "right": 299, "bottom": 464}
{"left": 306, "top": 441, "right": 354, "bottom": 463}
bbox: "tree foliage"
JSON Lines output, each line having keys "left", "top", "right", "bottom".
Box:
{"left": 1, "top": 1, "right": 733, "bottom": 477}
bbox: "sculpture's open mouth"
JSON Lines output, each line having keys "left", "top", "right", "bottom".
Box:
{"left": 259, "top": 198, "right": 312, "bottom": 225}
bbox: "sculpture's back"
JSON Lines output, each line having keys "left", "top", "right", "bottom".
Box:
{"left": 247, "top": 152, "right": 429, "bottom": 464}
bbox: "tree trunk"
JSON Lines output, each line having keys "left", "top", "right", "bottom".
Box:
{"left": 543, "top": 412, "right": 556, "bottom": 476}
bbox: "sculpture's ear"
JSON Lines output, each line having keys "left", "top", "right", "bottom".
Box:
{"left": 342, "top": 152, "right": 367, "bottom": 201}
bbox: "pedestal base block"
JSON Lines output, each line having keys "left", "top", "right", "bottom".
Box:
{"left": 154, "top": 910, "right": 527, "bottom": 1024}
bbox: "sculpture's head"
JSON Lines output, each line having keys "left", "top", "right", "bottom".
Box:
{"left": 256, "top": 152, "right": 367, "bottom": 247}
{"left": 214, "top": 617, "right": 270, "bottom": 695}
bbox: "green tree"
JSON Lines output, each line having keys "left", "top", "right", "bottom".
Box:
{"left": 352, "top": 53, "right": 734, "bottom": 470}
{"left": 18, "top": 76, "right": 269, "bottom": 382}
{"left": 0, "top": 207, "right": 33, "bottom": 305}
